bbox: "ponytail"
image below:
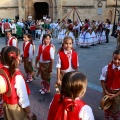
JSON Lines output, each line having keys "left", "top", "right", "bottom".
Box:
{"left": 3, "top": 46, "right": 20, "bottom": 77}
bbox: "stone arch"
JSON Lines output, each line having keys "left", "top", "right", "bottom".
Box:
{"left": 25, "top": 0, "right": 53, "bottom": 20}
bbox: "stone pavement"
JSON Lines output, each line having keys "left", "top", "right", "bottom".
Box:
{"left": 0, "top": 35, "right": 117, "bottom": 120}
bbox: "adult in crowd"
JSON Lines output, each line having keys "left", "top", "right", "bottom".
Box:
{"left": 2, "top": 19, "right": 11, "bottom": 45}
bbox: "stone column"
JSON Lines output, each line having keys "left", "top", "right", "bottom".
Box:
{"left": 53, "top": 0, "right": 62, "bottom": 22}
{"left": 18, "top": 0, "right": 26, "bottom": 21}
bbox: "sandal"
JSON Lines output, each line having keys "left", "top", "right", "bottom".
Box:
{"left": 41, "top": 88, "right": 50, "bottom": 95}
{"left": 39, "top": 88, "right": 45, "bottom": 93}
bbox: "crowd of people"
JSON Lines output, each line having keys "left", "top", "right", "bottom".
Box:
{"left": 0, "top": 16, "right": 120, "bottom": 120}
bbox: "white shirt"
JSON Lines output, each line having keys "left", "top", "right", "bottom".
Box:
{"left": 56, "top": 49, "right": 79, "bottom": 73}
{"left": 7, "top": 37, "right": 17, "bottom": 47}
{"left": 11, "top": 23, "right": 17, "bottom": 34}
{"left": 2, "top": 66, "right": 30, "bottom": 108}
{"left": 36, "top": 44, "right": 54, "bottom": 63}
{"left": 99, "top": 64, "right": 120, "bottom": 81}
{"left": 23, "top": 41, "right": 33, "bottom": 60}
{"left": 79, "top": 105, "right": 94, "bottom": 120}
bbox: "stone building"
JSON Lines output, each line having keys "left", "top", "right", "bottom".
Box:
{"left": 0, "top": 0, "right": 119, "bottom": 23}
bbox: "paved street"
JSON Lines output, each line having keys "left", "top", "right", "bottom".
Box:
{"left": 0, "top": 35, "right": 117, "bottom": 120}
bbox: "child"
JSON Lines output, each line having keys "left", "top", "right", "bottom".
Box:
{"left": 0, "top": 47, "right": 6, "bottom": 119}
{"left": 47, "top": 71, "right": 94, "bottom": 120}
{"left": 6, "top": 31, "right": 18, "bottom": 47}
{"left": 56, "top": 36, "right": 79, "bottom": 85}
{"left": 22, "top": 33, "right": 34, "bottom": 82}
{"left": 0, "top": 46, "right": 33, "bottom": 120}
{"left": 99, "top": 49, "right": 120, "bottom": 120}
{"left": 35, "top": 34, "right": 55, "bottom": 95}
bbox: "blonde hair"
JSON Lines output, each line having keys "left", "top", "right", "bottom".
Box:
{"left": 63, "top": 36, "right": 73, "bottom": 44}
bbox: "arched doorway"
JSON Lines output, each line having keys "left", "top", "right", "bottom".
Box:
{"left": 34, "top": 2, "right": 49, "bottom": 20}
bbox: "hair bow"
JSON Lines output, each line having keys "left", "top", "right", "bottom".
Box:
{"left": 8, "top": 52, "right": 17, "bottom": 59}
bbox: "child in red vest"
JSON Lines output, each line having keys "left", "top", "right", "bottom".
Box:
{"left": 35, "top": 34, "right": 55, "bottom": 94}
{"left": 100, "top": 49, "right": 120, "bottom": 120}
{"left": 0, "top": 47, "right": 6, "bottom": 119}
{"left": 22, "top": 33, "right": 35, "bottom": 82}
{"left": 0, "top": 46, "right": 33, "bottom": 120}
{"left": 6, "top": 31, "right": 18, "bottom": 47}
{"left": 48, "top": 71, "right": 94, "bottom": 120}
{"left": 56, "top": 36, "right": 79, "bottom": 85}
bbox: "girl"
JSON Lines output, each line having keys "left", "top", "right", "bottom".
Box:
{"left": 56, "top": 36, "right": 79, "bottom": 85}
{"left": 48, "top": 71, "right": 94, "bottom": 120}
{"left": 58, "top": 24, "right": 66, "bottom": 44}
{"left": 0, "top": 46, "right": 7, "bottom": 119}
{"left": 99, "top": 49, "right": 120, "bottom": 120}
{"left": 35, "top": 34, "right": 55, "bottom": 95}
{"left": 0, "top": 46, "right": 33, "bottom": 120}
{"left": 22, "top": 33, "right": 35, "bottom": 82}
{"left": 6, "top": 31, "right": 18, "bottom": 47}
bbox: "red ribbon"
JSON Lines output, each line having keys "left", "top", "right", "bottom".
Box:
{"left": 54, "top": 98, "right": 77, "bottom": 120}
{"left": 8, "top": 52, "right": 17, "bottom": 59}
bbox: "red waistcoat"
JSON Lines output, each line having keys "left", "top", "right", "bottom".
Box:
{"left": 37, "top": 44, "right": 51, "bottom": 61}
{"left": 106, "top": 63, "right": 120, "bottom": 90}
{"left": 8, "top": 37, "right": 18, "bottom": 47}
{"left": 47, "top": 94, "right": 86, "bottom": 120}
{"left": 23, "top": 42, "right": 31, "bottom": 58}
{"left": 1, "top": 67, "right": 30, "bottom": 104}
{"left": 59, "top": 51, "right": 78, "bottom": 70}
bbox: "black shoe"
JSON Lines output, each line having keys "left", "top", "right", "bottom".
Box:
{"left": 105, "top": 41, "right": 109, "bottom": 43}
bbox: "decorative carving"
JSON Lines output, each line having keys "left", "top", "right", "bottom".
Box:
{"left": 98, "top": 1, "right": 103, "bottom": 8}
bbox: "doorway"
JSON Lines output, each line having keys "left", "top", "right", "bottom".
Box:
{"left": 34, "top": 2, "right": 49, "bottom": 20}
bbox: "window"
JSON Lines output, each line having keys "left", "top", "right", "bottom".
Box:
{"left": 98, "top": 8, "right": 102, "bottom": 15}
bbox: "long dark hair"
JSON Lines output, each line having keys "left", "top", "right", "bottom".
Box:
{"left": 24, "top": 33, "right": 33, "bottom": 44}
{"left": 42, "top": 34, "right": 51, "bottom": 45}
{"left": 3, "top": 46, "right": 20, "bottom": 77}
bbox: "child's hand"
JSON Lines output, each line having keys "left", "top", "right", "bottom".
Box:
{"left": 34, "top": 65, "right": 38, "bottom": 69}
{"left": 27, "top": 112, "right": 33, "bottom": 120}
{"left": 57, "top": 79, "right": 61, "bottom": 85}
{"left": 109, "top": 91, "right": 120, "bottom": 99}
{"left": 104, "top": 89, "right": 113, "bottom": 96}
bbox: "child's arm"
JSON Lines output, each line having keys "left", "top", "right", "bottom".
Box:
{"left": 109, "top": 90, "right": 120, "bottom": 98}
{"left": 35, "top": 56, "right": 38, "bottom": 68}
{"left": 49, "top": 59, "right": 54, "bottom": 72}
{"left": 49, "top": 46, "right": 55, "bottom": 72}
{"left": 56, "top": 54, "right": 61, "bottom": 84}
{"left": 57, "top": 68, "right": 61, "bottom": 85}
{"left": 24, "top": 106, "right": 33, "bottom": 119}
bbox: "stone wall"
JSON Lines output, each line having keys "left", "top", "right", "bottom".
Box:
{"left": 0, "top": 0, "right": 18, "bottom": 19}
{"left": 0, "top": 0, "right": 118, "bottom": 23}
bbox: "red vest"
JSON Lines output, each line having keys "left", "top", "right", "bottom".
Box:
{"left": 3, "top": 22, "right": 10, "bottom": 29}
{"left": 1, "top": 67, "right": 30, "bottom": 104}
{"left": 30, "top": 25, "right": 36, "bottom": 30}
{"left": 106, "top": 63, "right": 120, "bottom": 90}
{"left": 8, "top": 37, "right": 17, "bottom": 47}
{"left": 47, "top": 94, "right": 86, "bottom": 120}
{"left": 37, "top": 44, "right": 51, "bottom": 61}
{"left": 59, "top": 51, "right": 78, "bottom": 70}
{"left": 23, "top": 42, "right": 31, "bottom": 58}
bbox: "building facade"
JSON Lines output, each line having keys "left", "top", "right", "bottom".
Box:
{"left": 0, "top": 0, "right": 119, "bottom": 23}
